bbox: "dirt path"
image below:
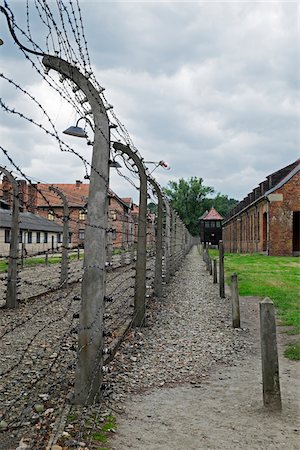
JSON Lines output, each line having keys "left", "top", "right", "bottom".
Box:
{"left": 109, "top": 253, "right": 300, "bottom": 449}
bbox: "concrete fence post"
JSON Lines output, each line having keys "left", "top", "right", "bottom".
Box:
{"left": 49, "top": 185, "right": 69, "bottom": 288}
{"left": 170, "top": 208, "right": 176, "bottom": 276}
{"left": 148, "top": 177, "right": 163, "bottom": 297}
{"left": 106, "top": 228, "right": 113, "bottom": 268}
{"left": 230, "top": 273, "right": 240, "bottom": 328}
{"left": 219, "top": 240, "right": 225, "bottom": 298}
{"left": 113, "top": 142, "right": 147, "bottom": 327}
{"left": 0, "top": 167, "right": 20, "bottom": 309}
{"left": 43, "top": 55, "right": 109, "bottom": 405}
{"left": 260, "top": 298, "right": 282, "bottom": 410}
{"left": 163, "top": 199, "right": 171, "bottom": 284}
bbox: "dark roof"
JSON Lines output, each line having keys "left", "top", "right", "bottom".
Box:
{"left": 0, "top": 210, "right": 63, "bottom": 232}
{"left": 223, "top": 158, "right": 300, "bottom": 223}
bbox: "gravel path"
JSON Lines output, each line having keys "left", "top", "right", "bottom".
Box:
{"left": 0, "top": 246, "right": 298, "bottom": 449}
{"left": 107, "top": 246, "right": 299, "bottom": 450}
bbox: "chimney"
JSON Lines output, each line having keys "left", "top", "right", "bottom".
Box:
{"left": 2, "top": 175, "right": 13, "bottom": 206}
{"left": 27, "top": 182, "right": 38, "bottom": 213}
{"left": 76, "top": 180, "right": 82, "bottom": 188}
{"left": 17, "top": 180, "right": 27, "bottom": 209}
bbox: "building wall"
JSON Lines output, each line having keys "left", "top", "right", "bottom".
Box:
{"left": 0, "top": 229, "right": 64, "bottom": 257}
{"left": 222, "top": 172, "right": 300, "bottom": 256}
{"left": 37, "top": 207, "right": 83, "bottom": 247}
{"left": 268, "top": 171, "right": 300, "bottom": 256}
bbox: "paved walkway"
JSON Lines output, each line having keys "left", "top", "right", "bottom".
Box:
{"left": 108, "top": 246, "right": 300, "bottom": 450}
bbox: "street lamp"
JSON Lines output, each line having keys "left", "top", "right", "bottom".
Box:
{"left": 63, "top": 118, "right": 122, "bottom": 169}
{"left": 144, "top": 160, "right": 171, "bottom": 173}
{"left": 63, "top": 118, "right": 88, "bottom": 138}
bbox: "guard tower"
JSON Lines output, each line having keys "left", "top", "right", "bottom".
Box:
{"left": 199, "top": 207, "right": 223, "bottom": 246}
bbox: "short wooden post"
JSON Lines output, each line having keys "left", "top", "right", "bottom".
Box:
{"left": 260, "top": 298, "right": 282, "bottom": 410}
{"left": 45, "top": 250, "right": 49, "bottom": 266}
{"left": 219, "top": 241, "right": 225, "bottom": 298}
{"left": 231, "top": 273, "right": 240, "bottom": 328}
{"left": 77, "top": 247, "right": 80, "bottom": 260}
{"left": 21, "top": 243, "right": 25, "bottom": 270}
{"left": 209, "top": 257, "right": 213, "bottom": 276}
{"left": 213, "top": 259, "right": 217, "bottom": 284}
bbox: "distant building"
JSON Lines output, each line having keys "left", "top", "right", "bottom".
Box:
{"left": 0, "top": 209, "right": 63, "bottom": 256}
{"left": 0, "top": 177, "right": 156, "bottom": 250}
{"left": 222, "top": 159, "right": 300, "bottom": 256}
{"left": 199, "top": 207, "right": 223, "bottom": 246}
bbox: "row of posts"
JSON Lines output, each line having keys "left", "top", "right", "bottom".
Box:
{"left": 201, "top": 241, "right": 282, "bottom": 411}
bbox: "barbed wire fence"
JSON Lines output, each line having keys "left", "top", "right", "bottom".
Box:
{"left": 0, "top": 1, "right": 195, "bottom": 448}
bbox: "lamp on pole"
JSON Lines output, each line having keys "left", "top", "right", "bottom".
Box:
{"left": 0, "top": 4, "right": 111, "bottom": 403}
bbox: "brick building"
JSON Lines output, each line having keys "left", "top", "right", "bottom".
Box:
{"left": 222, "top": 159, "right": 300, "bottom": 256}
{"left": 0, "top": 177, "right": 156, "bottom": 250}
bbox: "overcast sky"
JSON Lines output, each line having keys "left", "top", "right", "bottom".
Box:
{"left": 0, "top": 1, "right": 299, "bottom": 203}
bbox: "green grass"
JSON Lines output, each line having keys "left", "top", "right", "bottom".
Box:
{"left": 209, "top": 251, "right": 300, "bottom": 336}
{"left": 284, "top": 343, "right": 300, "bottom": 361}
{"left": 0, "top": 252, "right": 84, "bottom": 273}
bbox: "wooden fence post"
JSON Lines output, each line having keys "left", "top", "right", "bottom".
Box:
{"left": 213, "top": 259, "right": 217, "bottom": 284}
{"left": 260, "top": 298, "right": 282, "bottom": 410}
{"left": 219, "top": 240, "right": 225, "bottom": 298}
{"left": 231, "top": 273, "right": 240, "bottom": 328}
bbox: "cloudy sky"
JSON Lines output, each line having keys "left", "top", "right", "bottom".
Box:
{"left": 0, "top": 1, "right": 299, "bottom": 203}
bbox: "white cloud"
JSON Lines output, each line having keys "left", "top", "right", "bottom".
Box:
{"left": 0, "top": 1, "right": 298, "bottom": 204}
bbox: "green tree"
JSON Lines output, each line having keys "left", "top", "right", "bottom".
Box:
{"left": 147, "top": 202, "right": 157, "bottom": 214}
{"left": 163, "top": 177, "right": 214, "bottom": 235}
{"left": 202, "top": 193, "right": 239, "bottom": 218}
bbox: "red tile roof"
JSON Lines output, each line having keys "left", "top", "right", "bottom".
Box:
{"left": 202, "top": 207, "right": 223, "bottom": 221}
{"left": 36, "top": 183, "right": 89, "bottom": 207}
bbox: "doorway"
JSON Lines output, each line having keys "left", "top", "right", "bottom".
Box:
{"left": 293, "top": 211, "right": 300, "bottom": 255}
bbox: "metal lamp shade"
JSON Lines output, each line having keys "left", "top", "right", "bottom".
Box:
{"left": 63, "top": 126, "right": 88, "bottom": 138}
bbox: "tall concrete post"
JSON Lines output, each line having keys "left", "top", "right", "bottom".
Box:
{"left": 113, "top": 142, "right": 147, "bottom": 327}
{"left": 0, "top": 167, "right": 20, "bottom": 309}
{"left": 170, "top": 208, "right": 176, "bottom": 276}
{"left": 43, "top": 56, "right": 109, "bottom": 404}
{"left": 148, "top": 177, "right": 163, "bottom": 297}
{"left": 163, "top": 198, "right": 171, "bottom": 284}
{"left": 49, "top": 185, "right": 69, "bottom": 288}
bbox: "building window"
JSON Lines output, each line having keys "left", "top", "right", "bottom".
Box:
{"left": 110, "top": 210, "right": 117, "bottom": 221}
{"left": 19, "top": 231, "right": 23, "bottom": 243}
{"left": 205, "top": 222, "right": 210, "bottom": 228}
{"left": 57, "top": 233, "right": 62, "bottom": 243}
{"left": 36, "top": 232, "right": 41, "bottom": 244}
{"left": 79, "top": 210, "right": 86, "bottom": 221}
{"left": 79, "top": 230, "right": 85, "bottom": 240}
{"left": 48, "top": 210, "right": 54, "bottom": 221}
{"left": 5, "top": 229, "right": 10, "bottom": 243}
{"left": 216, "top": 222, "right": 221, "bottom": 228}
{"left": 44, "top": 232, "right": 48, "bottom": 243}
{"left": 27, "top": 232, "right": 32, "bottom": 244}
